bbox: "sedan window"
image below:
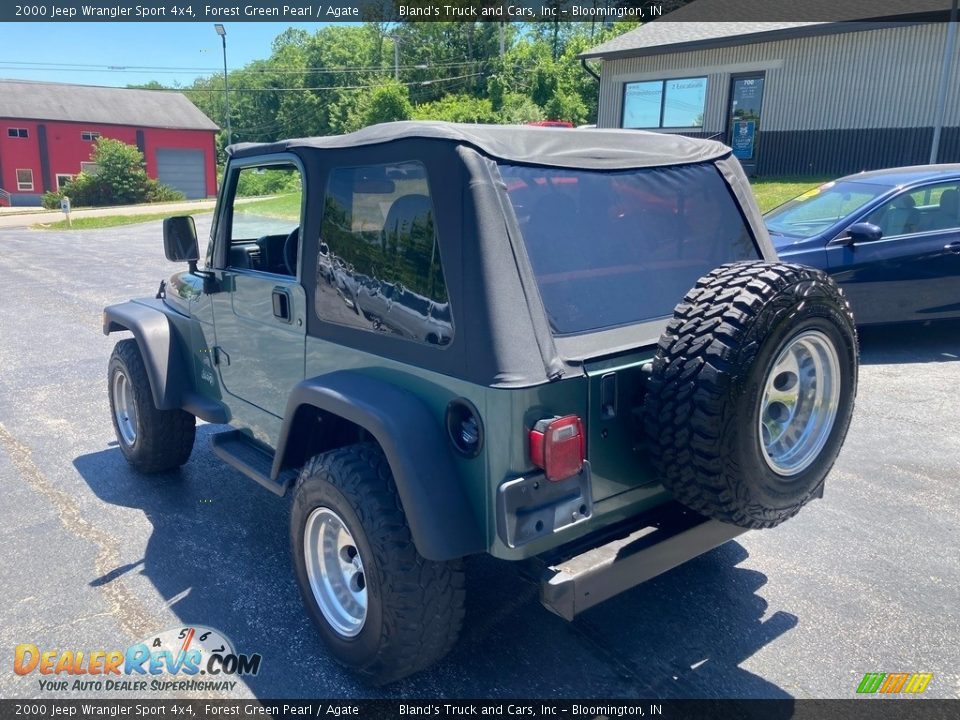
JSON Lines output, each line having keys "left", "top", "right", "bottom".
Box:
{"left": 765, "top": 181, "right": 887, "bottom": 239}
{"left": 865, "top": 182, "right": 960, "bottom": 236}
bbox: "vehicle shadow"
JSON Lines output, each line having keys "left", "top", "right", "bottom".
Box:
{"left": 858, "top": 319, "right": 960, "bottom": 365}
{"left": 448, "top": 542, "right": 798, "bottom": 702}
{"left": 74, "top": 433, "right": 796, "bottom": 703}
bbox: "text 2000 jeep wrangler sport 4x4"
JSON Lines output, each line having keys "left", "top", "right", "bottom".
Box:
{"left": 104, "top": 122, "right": 858, "bottom": 684}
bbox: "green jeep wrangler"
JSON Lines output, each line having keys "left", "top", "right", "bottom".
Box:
{"left": 103, "top": 122, "right": 858, "bottom": 684}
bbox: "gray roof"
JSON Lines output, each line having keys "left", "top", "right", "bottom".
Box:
{"left": 581, "top": 22, "right": 826, "bottom": 59}
{"left": 580, "top": 0, "right": 949, "bottom": 60}
{"left": 229, "top": 121, "right": 731, "bottom": 171}
{"left": 0, "top": 80, "right": 218, "bottom": 131}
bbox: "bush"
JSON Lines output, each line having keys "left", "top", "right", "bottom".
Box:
{"left": 145, "top": 182, "right": 185, "bottom": 203}
{"left": 412, "top": 94, "right": 498, "bottom": 124}
{"left": 58, "top": 138, "right": 185, "bottom": 207}
{"left": 42, "top": 190, "right": 64, "bottom": 210}
{"left": 236, "top": 167, "right": 301, "bottom": 197}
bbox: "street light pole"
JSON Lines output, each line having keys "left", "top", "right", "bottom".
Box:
{"left": 214, "top": 23, "right": 232, "bottom": 146}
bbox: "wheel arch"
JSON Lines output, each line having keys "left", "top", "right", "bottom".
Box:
{"left": 275, "top": 371, "right": 485, "bottom": 562}
{"left": 103, "top": 300, "right": 228, "bottom": 424}
{"left": 103, "top": 301, "right": 188, "bottom": 411}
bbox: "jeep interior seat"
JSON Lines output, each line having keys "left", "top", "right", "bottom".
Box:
{"left": 523, "top": 194, "right": 580, "bottom": 274}
{"left": 381, "top": 194, "right": 433, "bottom": 248}
{"left": 257, "top": 234, "right": 288, "bottom": 274}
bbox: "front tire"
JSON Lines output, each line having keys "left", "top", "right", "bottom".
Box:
{"left": 108, "top": 339, "right": 196, "bottom": 473}
{"left": 644, "top": 261, "right": 858, "bottom": 529}
{"left": 290, "top": 443, "right": 465, "bottom": 685}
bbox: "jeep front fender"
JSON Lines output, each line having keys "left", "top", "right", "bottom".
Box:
{"left": 274, "top": 371, "right": 485, "bottom": 561}
{"left": 103, "top": 299, "right": 228, "bottom": 424}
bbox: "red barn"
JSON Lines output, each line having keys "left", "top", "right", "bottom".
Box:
{"left": 0, "top": 80, "right": 218, "bottom": 206}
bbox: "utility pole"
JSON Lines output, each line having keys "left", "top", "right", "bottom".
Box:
{"left": 386, "top": 35, "right": 401, "bottom": 81}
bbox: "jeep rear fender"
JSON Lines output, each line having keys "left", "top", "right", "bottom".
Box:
{"left": 274, "top": 371, "right": 485, "bottom": 561}
{"left": 103, "top": 300, "right": 228, "bottom": 424}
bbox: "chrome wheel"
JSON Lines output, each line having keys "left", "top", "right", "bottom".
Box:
{"left": 759, "top": 330, "right": 841, "bottom": 476}
{"left": 303, "top": 507, "right": 368, "bottom": 638}
{"left": 111, "top": 370, "right": 138, "bottom": 447}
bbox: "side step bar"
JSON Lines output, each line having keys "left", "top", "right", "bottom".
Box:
{"left": 538, "top": 502, "right": 746, "bottom": 621}
{"left": 210, "top": 430, "right": 298, "bottom": 496}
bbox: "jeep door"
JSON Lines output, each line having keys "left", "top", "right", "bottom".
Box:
{"left": 209, "top": 156, "right": 307, "bottom": 422}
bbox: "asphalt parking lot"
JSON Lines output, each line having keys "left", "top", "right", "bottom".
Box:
{"left": 1, "top": 217, "right": 958, "bottom": 700}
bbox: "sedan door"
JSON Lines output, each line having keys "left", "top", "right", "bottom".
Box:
{"left": 827, "top": 181, "right": 960, "bottom": 325}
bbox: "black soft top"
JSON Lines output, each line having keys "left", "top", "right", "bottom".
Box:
{"left": 226, "top": 121, "right": 773, "bottom": 388}
{"left": 228, "top": 121, "right": 731, "bottom": 171}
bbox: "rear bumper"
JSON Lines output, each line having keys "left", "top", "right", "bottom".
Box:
{"left": 537, "top": 501, "right": 746, "bottom": 621}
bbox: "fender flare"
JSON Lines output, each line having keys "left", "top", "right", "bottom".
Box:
{"left": 275, "top": 371, "right": 485, "bottom": 561}
{"left": 103, "top": 300, "right": 228, "bottom": 423}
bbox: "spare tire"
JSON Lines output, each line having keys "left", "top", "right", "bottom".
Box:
{"left": 644, "top": 261, "right": 858, "bottom": 529}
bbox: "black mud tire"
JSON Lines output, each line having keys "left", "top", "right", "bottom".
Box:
{"left": 644, "top": 261, "right": 858, "bottom": 529}
{"left": 107, "top": 339, "right": 196, "bottom": 473}
{"left": 290, "top": 443, "right": 465, "bottom": 685}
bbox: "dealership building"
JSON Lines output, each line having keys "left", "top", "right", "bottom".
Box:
{"left": 582, "top": 21, "right": 960, "bottom": 176}
{"left": 0, "top": 80, "right": 218, "bottom": 206}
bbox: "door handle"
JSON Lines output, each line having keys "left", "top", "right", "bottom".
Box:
{"left": 944, "top": 241, "right": 960, "bottom": 255}
{"left": 272, "top": 287, "right": 292, "bottom": 322}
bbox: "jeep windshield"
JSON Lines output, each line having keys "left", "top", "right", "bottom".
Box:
{"left": 499, "top": 162, "right": 760, "bottom": 335}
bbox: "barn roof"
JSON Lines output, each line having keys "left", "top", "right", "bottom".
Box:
{"left": 0, "top": 80, "right": 218, "bottom": 131}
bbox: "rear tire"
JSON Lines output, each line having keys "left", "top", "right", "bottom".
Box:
{"left": 644, "top": 261, "right": 858, "bottom": 529}
{"left": 290, "top": 443, "right": 465, "bottom": 685}
{"left": 108, "top": 339, "right": 196, "bottom": 473}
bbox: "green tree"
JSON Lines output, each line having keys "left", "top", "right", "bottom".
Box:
{"left": 344, "top": 82, "right": 413, "bottom": 132}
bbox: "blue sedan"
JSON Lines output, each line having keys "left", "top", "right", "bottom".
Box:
{"left": 765, "top": 165, "right": 960, "bottom": 325}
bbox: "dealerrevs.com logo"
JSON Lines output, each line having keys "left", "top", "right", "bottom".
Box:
{"left": 14, "top": 626, "right": 261, "bottom": 693}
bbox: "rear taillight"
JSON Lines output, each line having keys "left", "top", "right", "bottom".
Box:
{"left": 529, "top": 415, "right": 585, "bottom": 482}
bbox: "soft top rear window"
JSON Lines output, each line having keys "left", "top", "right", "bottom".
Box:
{"left": 500, "top": 161, "right": 759, "bottom": 335}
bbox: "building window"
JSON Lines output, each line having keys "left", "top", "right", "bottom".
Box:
{"left": 56, "top": 174, "right": 74, "bottom": 190}
{"left": 81, "top": 131, "right": 101, "bottom": 141}
{"left": 16, "top": 169, "right": 34, "bottom": 191}
{"left": 622, "top": 77, "right": 708, "bottom": 129}
{"left": 80, "top": 162, "right": 100, "bottom": 175}
{"left": 7, "top": 128, "right": 28, "bottom": 138}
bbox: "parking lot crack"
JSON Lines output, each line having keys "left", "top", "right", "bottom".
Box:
{"left": 0, "top": 422, "right": 158, "bottom": 639}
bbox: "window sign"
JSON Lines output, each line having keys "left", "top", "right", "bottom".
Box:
{"left": 622, "top": 81, "right": 663, "bottom": 129}
{"left": 731, "top": 120, "right": 756, "bottom": 160}
{"left": 623, "top": 77, "right": 707, "bottom": 129}
{"left": 663, "top": 78, "right": 708, "bottom": 127}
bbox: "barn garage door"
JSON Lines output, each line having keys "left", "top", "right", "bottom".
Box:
{"left": 156, "top": 148, "right": 206, "bottom": 199}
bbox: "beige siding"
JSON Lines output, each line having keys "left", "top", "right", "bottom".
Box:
{"left": 598, "top": 23, "right": 960, "bottom": 132}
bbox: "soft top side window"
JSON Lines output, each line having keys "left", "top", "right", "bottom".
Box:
{"left": 316, "top": 161, "right": 454, "bottom": 347}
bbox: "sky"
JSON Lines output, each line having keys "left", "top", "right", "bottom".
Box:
{"left": 0, "top": 22, "right": 337, "bottom": 88}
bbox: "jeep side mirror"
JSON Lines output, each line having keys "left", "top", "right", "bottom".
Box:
{"left": 837, "top": 222, "right": 883, "bottom": 246}
{"left": 163, "top": 216, "right": 199, "bottom": 264}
